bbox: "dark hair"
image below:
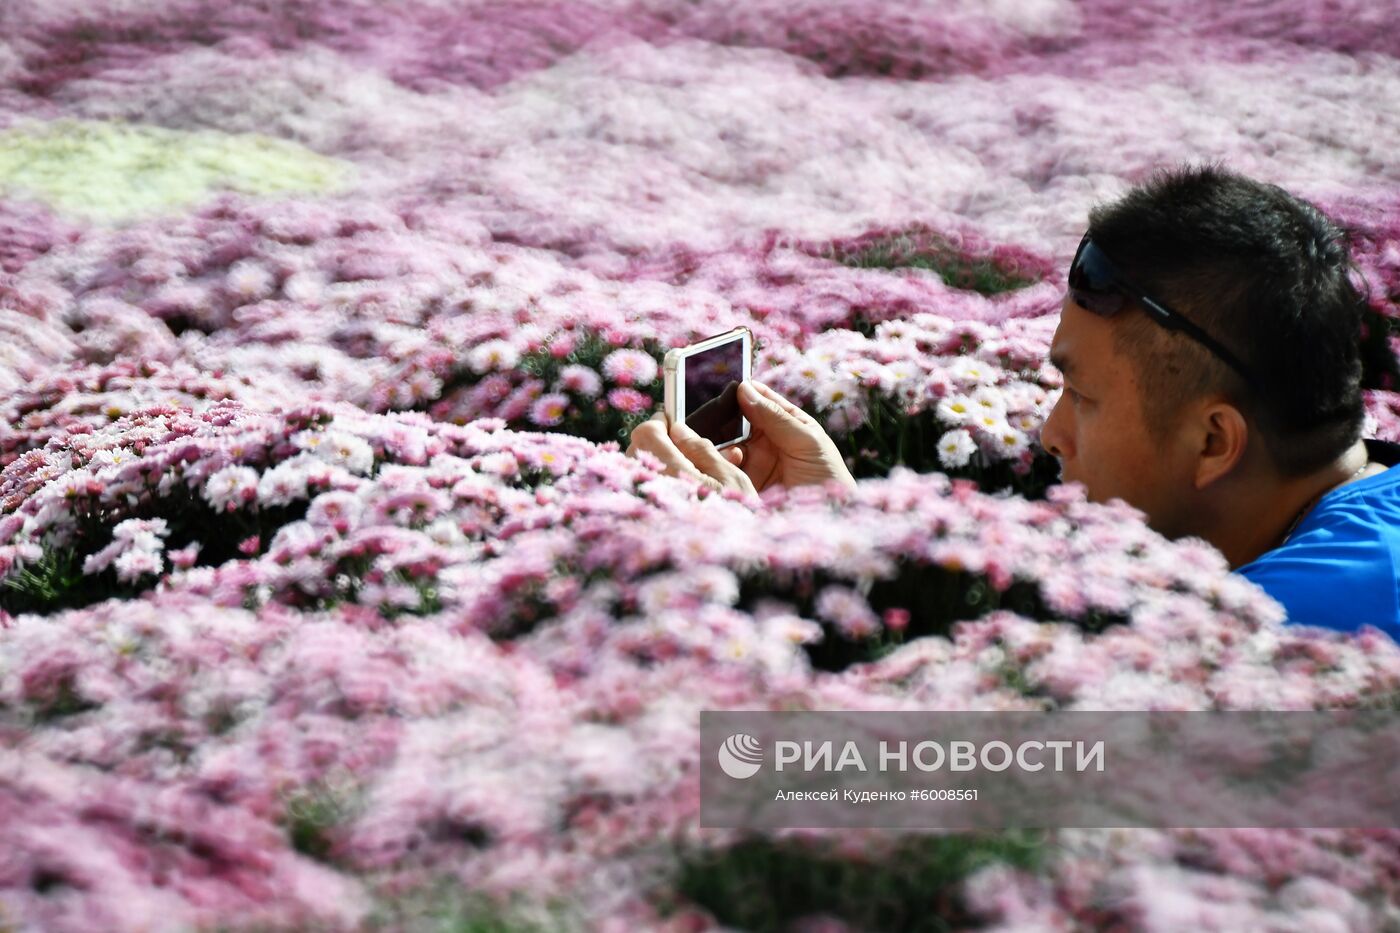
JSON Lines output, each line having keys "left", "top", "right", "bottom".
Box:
{"left": 1087, "top": 162, "right": 1370, "bottom": 478}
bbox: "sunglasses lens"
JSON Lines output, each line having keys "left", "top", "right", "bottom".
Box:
{"left": 1070, "top": 288, "right": 1123, "bottom": 316}
{"left": 1068, "top": 240, "right": 1126, "bottom": 316}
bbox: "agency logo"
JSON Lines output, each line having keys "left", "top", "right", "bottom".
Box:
{"left": 717, "top": 733, "right": 764, "bottom": 779}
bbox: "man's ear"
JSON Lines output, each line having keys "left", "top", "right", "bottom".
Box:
{"left": 1192, "top": 400, "right": 1250, "bottom": 492}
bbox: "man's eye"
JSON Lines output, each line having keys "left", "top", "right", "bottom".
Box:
{"left": 1065, "top": 387, "right": 1082, "bottom": 404}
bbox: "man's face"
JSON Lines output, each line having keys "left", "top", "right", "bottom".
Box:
{"left": 1039, "top": 295, "right": 1185, "bottom": 530}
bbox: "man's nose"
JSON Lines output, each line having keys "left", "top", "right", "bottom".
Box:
{"left": 1039, "top": 398, "right": 1068, "bottom": 463}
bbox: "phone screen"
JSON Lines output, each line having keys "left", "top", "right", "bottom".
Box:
{"left": 684, "top": 335, "right": 745, "bottom": 446}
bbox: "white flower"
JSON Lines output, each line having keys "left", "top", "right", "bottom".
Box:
{"left": 226, "top": 260, "right": 275, "bottom": 302}
{"left": 988, "top": 425, "right": 1030, "bottom": 458}
{"left": 813, "top": 376, "right": 860, "bottom": 411}
{"left": 300, "top": 430, "right": 375, "bottom": 475}
{"left": 758, "top": 615, "right": 824, "bottom": 646}
{"left": 935, "top": 393, "right": 975, "bottom": 426}
{"left": 466, "top": 339, "right": 520, "bottom": 374}
{"left": 687, "top": 565, "right": 741, "bottom": 606}
{"left": 476, "top": 451, "right": 519, "bottom": 478}
{"left": 874, "top": 320, "right": 913, "bottom": 342}
{"left": 283, "top": 270, "right": 328, "bottom": 304}
{"left": 112, "top": 517, "right": 169, "bottom": 544}
{"left": 885, "top": 359, "right": 923, "bottom": 385}
{"left": 836, "top": 358, "right": 892, "bottom": 391}
{"left": 113, "top": 548, "right": 163, "bottom": 584}
{"left": 89, "top": 447, "right": 137, "bottom": 471}
{"left": 969, "top": 385, "right": 1008, "bottom": 416}
{"left": 1011, "top": 410, "right": 1042, "bottom": 433}
{"left": 826, "top": 403, "right": 868, "bottom": 433}
{"left": 306, "top": 491, "right": 365, "bottom": 532}
{"left": 204, "top": 465, "right": 260, "bottom": 511}
{"left": 947, "top": 355, "right": 997, "bottom": 387}
{"left": 257, "top": 458, "right": 313, "bottom": 506}
{"left": 600, "top": 349, "right": 659, "bottom": 386}
{"left": 814, "top": 585, "right": 880, "bottom": 639}
{"left": 268, "top": 520, "right": 326, "bottom": 556}
{"left": 788, "top": 352, "right": 833, "bottom": 389}
{"left": 886, "top": 360, "right": 925, "bottom": 404}
{"left": 937, "top": 428, "right": 978, "bottom": 469}
{"left": 424, "top": 517, "right": 467, "bottom": 548}
{"left": 406, "top": 370, "right": 443, "bottom": 403}
{"left": 971, "top": 410, "right": 1010, "bottom": 434}
{"left": 557, "top": 364, "right": 602, "bottom": 398}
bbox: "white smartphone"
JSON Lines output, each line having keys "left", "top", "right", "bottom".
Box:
{"left": 663, "top": 325, "right": 753, "bottom": 450}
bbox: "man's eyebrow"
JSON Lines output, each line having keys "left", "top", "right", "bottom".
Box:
{"left": 1048, "top": 349, "right": 1076, "bottom": 379}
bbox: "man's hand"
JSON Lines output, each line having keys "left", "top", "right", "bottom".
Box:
{"left": 626, "top": 379, "right": 858, "bottom": 496}
{"left": 626, "top": 410, "right": 758, "bottom": 497}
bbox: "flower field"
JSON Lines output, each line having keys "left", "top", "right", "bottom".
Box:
{"left": 4, "top": 1, "right": 1400, "bottom": 930}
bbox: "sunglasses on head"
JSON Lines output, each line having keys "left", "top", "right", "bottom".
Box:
{"left": 1067, "top": 233, "right": 1261, "bottom": 391}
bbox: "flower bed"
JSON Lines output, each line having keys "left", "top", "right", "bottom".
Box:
{"left": 4, "top": 2, "right": 1400, "bottom": 930}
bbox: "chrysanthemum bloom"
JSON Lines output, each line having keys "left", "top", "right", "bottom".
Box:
{"left": 936, "top": 394, "right": 975, "bottom": 426}
{"left": 883, "top": 607, "right": 911, "bottom": 632}
{"left": 815, "top": 584, "right": 880, "bottom": 639}
{"left": 814, "top": 376, "right": 860, "bottom": 411}
{"left": 203, "top": 465, "right": 260, "bottom": 512}
{"left": 467, "top": 339, "right": 521, "bottom": 374}
{"left": 938, "top": 428, "right": 977, "bottom": 469}
{"left": 606, "top": 387, "right": 651, "bottom": 414}
{"left": 557, "top": 364, "right": 603, "bottom": 398}
{"left": 947, "top": 354, "right": 997, "bottom": 387}
{"left": 168, "top": 542, "right": 201, "bottom": 569}
{"left": 826, "top": 403, "right": 868, "bottom": 433}
{"left": 529, "top": 393, "right": 570, "bottom": 427}
{"left": 112, "top": 548, "right": 163, "bottom": 583}
{"left": 989, "top": 425, "right": 1030, "bottom": 459}
{"left": 301, "top": 430, "right": 375, "bottom": 475}
{"left": 225, "top": 260, "right": 276, "bottom": 302}
{"left": 601, "top": 349, "right": 659, "bottom": 387}
{"left": 307, "top": 491, "right": 364, "bottom": 535}
{"left": 838, "top": 358, "right": 893, "bottom": 391}
{"left": 969, "top": 385, "right": 1008, "bottom": 415}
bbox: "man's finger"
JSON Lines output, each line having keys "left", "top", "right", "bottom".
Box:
{"left": 736, "top": 379, "right": 821, "bottom": 449}
{"left": 721, "top": 445, "right": 744, "bottom": 466}
{"left": 644, "top": 439, "right": 712, "bottom": 484}
{"left": 670, "top": 421, "right": 755, "bottom": 494}
{"left": 629, "top": 422, "right": 719, "bottom": 486}
{"left": 626, "top": 411, "right": 668, "bottom": 458}
{"left": 747, "top": 380, "right": 816, "bottom": 424}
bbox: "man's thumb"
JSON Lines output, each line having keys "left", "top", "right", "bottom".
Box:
{"left": 738, "top": 380, "right": 806, "bottom": 441}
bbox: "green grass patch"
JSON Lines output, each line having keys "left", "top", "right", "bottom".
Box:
{"left": 828, "top": 230, "right": 1040, "bottom": 296}
{"left": 670, "top": 831, "right": 1047, "bottom": 933}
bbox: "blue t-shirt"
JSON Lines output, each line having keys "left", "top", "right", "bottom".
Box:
{"left": 1234, "top": 437, "right": 1400, "bottom": 640}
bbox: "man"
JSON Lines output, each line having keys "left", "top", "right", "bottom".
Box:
{"left": 627, "top": 165, "right": 1400, "bottom": 638}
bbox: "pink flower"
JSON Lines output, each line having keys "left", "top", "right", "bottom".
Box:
{"left": 606, "top": 387, "right": 651, "bottom": 414}
{"left": 601, "top": 349, "right": 659, "bottom": 387}
{"left": 557, "top": 364, "right": 603, "bottom": 398}
{"left": 883, "top": 607, "right": 911, "bottom": 632}
{"left": 112, "top": 548, "right": 163, "bottom": 582}
{"left": 815, "top": 585, "right": 879, "bottom": 639}
{"left": 529, "top": 393, "right": 571, "bottom": 428}
{"left": 203, "top": 466, "right": 261, "bottom": 512}
{"left": 168, "top": 542, "right": 201, "bottom": 569}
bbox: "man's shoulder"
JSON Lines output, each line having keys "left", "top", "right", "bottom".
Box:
{"left": 1235, "top": 474, "right": 1400, "bottom": 638}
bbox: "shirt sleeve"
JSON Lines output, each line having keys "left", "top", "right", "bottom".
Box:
{"left": 1235, "top": 533, "right": 1400, "bottom": 640}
